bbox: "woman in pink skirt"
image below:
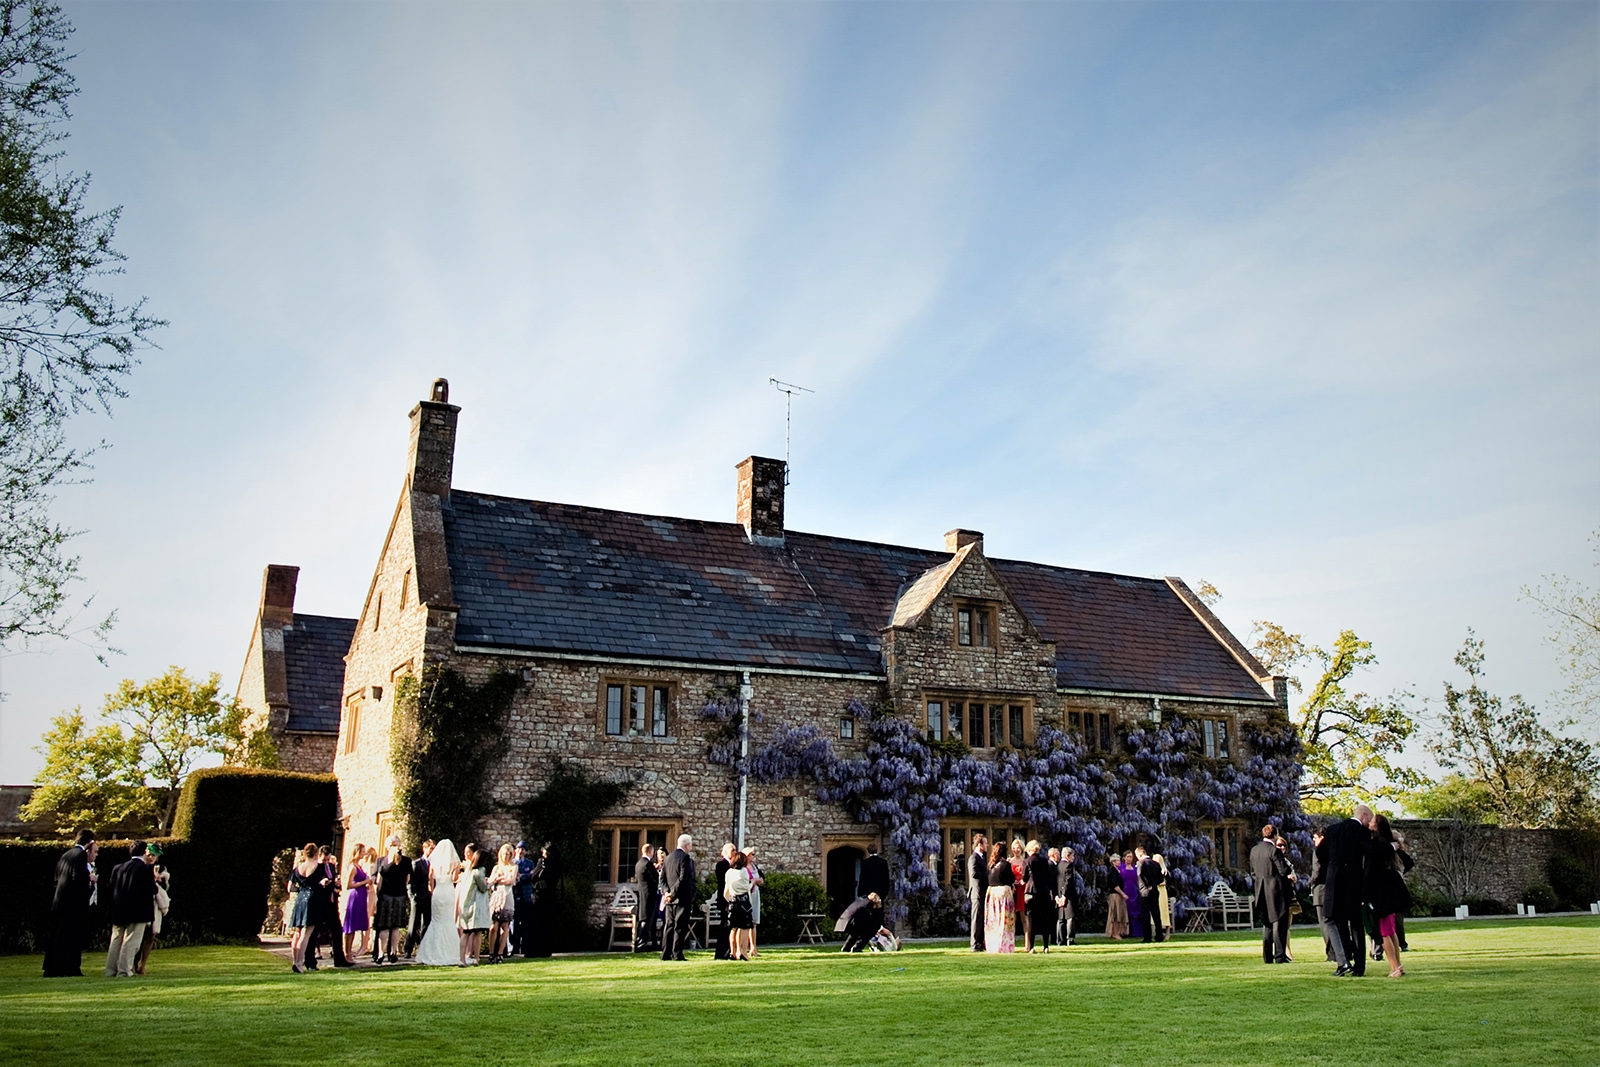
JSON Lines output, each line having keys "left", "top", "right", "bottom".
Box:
{"left": 983, "top": 842, "right": 1016, "bottom": 953}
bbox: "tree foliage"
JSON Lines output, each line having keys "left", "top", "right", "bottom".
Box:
{"left": 24, "top": 666, "right": 260, "bottom": 832}
{"left": 102, "top": 666, "right": 251, "bottom": 829}
{"left": 19, "top": 707, "right": 152, "bottom": 829}
{"left": 1521, "top": 527, "right": 1600, "bottom": 729}
{"left": 1427, "top": 632, "right": 1600, "bottom": 830}
{"left": 0, "top": 0, "right": 162, "bottom": 653}
{"left": 1246, "top": 612, "right": 1420, "bottom": 811}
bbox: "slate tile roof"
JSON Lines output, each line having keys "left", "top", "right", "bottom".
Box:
{"left": 442, "top": 491, "right": 1271, "bottom": 702}
{"left": 283, "top": 613, "right": 357, "bottom": 732}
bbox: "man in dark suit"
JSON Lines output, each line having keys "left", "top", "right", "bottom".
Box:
{"left": 43, "top": 829, "right": 96, "bottom": 977}
{"left": 1023, "top": 841, "right": 1056, "bottom": 952}
{"left": 836, "top": 893, "right": 888, "bottom": 952}
{"left": 406, "top": 840, "right": 432, "bottom": 958}
{"left": 1054, "top": 846, "right": 1079, "bottom": 946}
{"left": 713, "top": 842, "right": 735, "bottom": 959}
{"left": 858, "top": 845, "right": 890, "bottom": 901}
{"left": 660, "top": 834, "right": 697, "bottom": 961}
{"left": 967, "top": 834, "right": 988, "bottom": 952}
{"left": 1249, "top": 824, "right": 1293, "bottom": 963}
{"left": 1309, "top": 826, "right": 1335, "bottom": 962}
{"left": 525, "top": 844, "right": 558, "bottom": 958}
{"left": 1135, "top": 845, "right": 1166, "bottom": 943}
{"left": 1319, "top": 804, "right": 1373, "bottom": 976}
{"left": 510, "top": 841, "right": 535, "bottom": 957}
{"left": 105, "top": 842, "right": 157, "bottom": 977}
{"left": 633, "top": 844, "right": 660, "bottom": 952}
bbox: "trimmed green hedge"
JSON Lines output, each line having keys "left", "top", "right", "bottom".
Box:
{"left": 2, "top": 767, "right": 337, "bottom": 955}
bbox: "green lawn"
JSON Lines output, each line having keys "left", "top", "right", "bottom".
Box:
{"left": 2, "top": 918, "right": 1597, "bottom": 1066}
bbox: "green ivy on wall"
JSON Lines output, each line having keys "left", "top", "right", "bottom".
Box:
{"left": 390, "top": 665, "right": 520, "bottom": 851}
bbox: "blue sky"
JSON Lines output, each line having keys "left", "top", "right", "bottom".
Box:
{"left": 1, "top": 1, "right": 1595, "bottom": 782}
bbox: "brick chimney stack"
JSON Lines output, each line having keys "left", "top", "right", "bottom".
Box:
{"left": 945, "top": 529, "right": 983, "bottom": 553}
{"left": 261, "top": 564, "right": 299, "bottom": 626}
{"left": 736, "top": 456, "right": 787, "bottom": 545}
{"left": 409, "top": 377, "right": 461, "bottom": 502}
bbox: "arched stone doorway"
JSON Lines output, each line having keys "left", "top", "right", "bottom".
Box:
{"left": 821, "top": 834, "right": 881, "bottom": 918}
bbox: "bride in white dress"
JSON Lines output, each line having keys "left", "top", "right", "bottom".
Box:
{"left": 415, "top": 839, "right": 462, "bottom": 966}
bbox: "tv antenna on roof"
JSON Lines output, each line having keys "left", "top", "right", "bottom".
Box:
{"left": 770, "top": 378, "right": 813, "bottom": 486}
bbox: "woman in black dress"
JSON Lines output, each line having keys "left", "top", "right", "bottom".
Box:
{"left": 1366, "top": 815, "right": 1412, "bottom": 977}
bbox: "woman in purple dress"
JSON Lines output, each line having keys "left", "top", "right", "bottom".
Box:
{"left": 1120, "top": 851, "right": 1143, "bottom": 940}
{"left": 341, "top": 844, "right": 372, "bottom": 962}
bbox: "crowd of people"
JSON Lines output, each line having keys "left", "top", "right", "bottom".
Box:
{"left": 283, "top": 836, "right": 560, "bottom": 971}
{"left": 39, "top": 805, "right": 1424, "bottom": 978}
{"left": 43, "top": 831, "right": 172, "bottom": 979}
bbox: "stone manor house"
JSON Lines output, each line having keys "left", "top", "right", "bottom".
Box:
{"left": 239, "top": 379, "right": 1289, "bottom": 913}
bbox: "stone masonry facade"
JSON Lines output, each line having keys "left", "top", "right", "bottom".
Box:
{"left": 332, "top": 379, "right": 1293, "bottom": 921}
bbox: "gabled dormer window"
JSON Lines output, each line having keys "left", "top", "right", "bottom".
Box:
{"left": 955, "top": 602, "right": 996, "bottom": 648}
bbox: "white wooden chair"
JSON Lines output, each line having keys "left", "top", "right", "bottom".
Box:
{"left": 1207, "top": 879, "right": 1253, "bottom": 930}
{"left": 607, "top": 886, "right": 640, "bottom": 951}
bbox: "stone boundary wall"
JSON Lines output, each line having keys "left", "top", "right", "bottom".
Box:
{"left": 1388, "top": 819, "right": 1598, "bottom": 906}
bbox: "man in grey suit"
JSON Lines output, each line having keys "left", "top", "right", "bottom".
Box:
{"left": 660, "top": 835, "right": 697, "bottom": 962}
{"left": 967, "top": 834, "right": 988, "bottom": 953}
{"left": 1250, "top": 823, "right": 1294, "bottom": 963}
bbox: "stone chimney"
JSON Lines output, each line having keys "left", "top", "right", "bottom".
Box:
{"left": 408, "top": 377, "right": 460, "bottom": 502}
{"left": 736, "top": 456, "right": 787, "bottom": 545}
{"left": 945, "top": 529, "right": 983, "bottom": 553}
{"left": 261, "top": 565, "right": 299, "bottom": 627}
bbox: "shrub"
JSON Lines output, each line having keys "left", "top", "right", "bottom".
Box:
{"left": 1461, "top": 896, "right": 1507, "bottom": 916}
{"left": 515, "top": 760, "right": 632, "bottom": 952}
{"left": 757, "top": 871, "right": 829, "bottom": 943}
{"left": 1519, "top": 882, "right": 1559, "bottom": 912}
{"left": 1405, "top": 881, "right": 1455, "bottom": 917}
{"left": 1547, "top": 853, "right": 1594, "bottom": 910}
{"left": 4, "top": 766, "right": 336, "bottom": 955}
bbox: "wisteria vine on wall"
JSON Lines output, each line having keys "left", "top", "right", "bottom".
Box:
{"left": 737, "top": 697, "right": 1307, "bottom": 929}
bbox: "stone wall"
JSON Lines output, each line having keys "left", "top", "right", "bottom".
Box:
{"left": 1390, "top": 819, "right": 1599, "bottom": 907}
{"left": 279, "top": 731, "right": 337, "bottom": 775}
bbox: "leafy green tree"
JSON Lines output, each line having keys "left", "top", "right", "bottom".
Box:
{"left": 1522, "top": 528, "right": 1600, "bottom": 729}
{"left": 1427, "top": 632, "right": 1600, "bottom": 830}
{"left": 19, "top": 708, "right": 154, "bottom": 830}
{"left": 1244, "top": 617, "right": 1422, "bottom": 813}
{"left": 103, "top": 667, "right": 249, "bottom": 829}
{"left": 0, "top": 0, "right": 161, "bottom": 655}
{"left": 1402, "top": 774, "right": 1497, "bottom": 822}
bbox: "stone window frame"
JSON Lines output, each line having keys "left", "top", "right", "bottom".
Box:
{"left": 1204, "top": 820, "right": 1250, "bottom": 870}
{"left": 341, "top": 694, "right": 362, "bottom": 755}
{"left": 591, "top": 818, "right": 682, "bottom": 885}
{"left": 1191, "top": 714, "right": 1236, "bottom": 761}
{"left": 598, "top": 678, "right": 675, "bottom": 740}
{"left": 923, "top": 694, "right": 1034, "bottom": 752}
{"left": 936, "top": 819, "right": 1034, "bottom": 885}
{"left": 1067, "top": 709, "right": 1118, "bottom": 754}
{"left": 952, "top": 600, "right": 999, "bottom": 650}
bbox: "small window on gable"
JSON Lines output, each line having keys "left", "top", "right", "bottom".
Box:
{"left": 400, "top": 569, "right": 412, "bottom": 610}
{"left": 955, "top": 602, "right": 997, "bottom": 649}
{"left": 372, "top": 592, "right": 382, "bottom": 632}
{"left": 1197, "top": 716, "right": 1232, "bottom": 760}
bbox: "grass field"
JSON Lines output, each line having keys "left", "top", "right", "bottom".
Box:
{"left": 2, "top": 918, "right": 1597, "bottom": 1066}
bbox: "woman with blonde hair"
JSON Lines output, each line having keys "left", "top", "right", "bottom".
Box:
{"left": 1153, "top": 853, "right": 1173, "bottom": 940}
{"left": 455, "top": 842, "right": 491, "bottom": 965}
{"left": 487, "top": 843, "right": 519, "bottom": 963}
{"left": 341, "top": 843, "right": 372, "bottom": 963}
